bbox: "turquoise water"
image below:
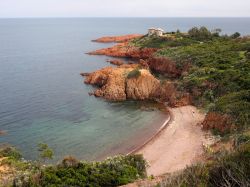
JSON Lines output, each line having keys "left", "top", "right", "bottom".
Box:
{"left": 0, "top": 18, "right": 250, "bottom": 161}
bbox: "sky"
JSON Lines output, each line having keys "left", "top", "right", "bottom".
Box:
{"left": 0, "top": 0, "right": 250, "bottom": 18}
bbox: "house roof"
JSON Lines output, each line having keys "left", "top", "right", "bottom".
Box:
{"left": 157, "top": 28, "right": 164, "bottom": 32}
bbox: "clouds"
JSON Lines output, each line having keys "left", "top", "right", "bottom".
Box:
{"left": 0, "top": 0, "right": 250, "bottom": 17}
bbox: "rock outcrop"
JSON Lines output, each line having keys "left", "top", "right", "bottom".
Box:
{"left": 83, "top": 64, "right": 192, "bottom": 106}
{"left": 85, "top": 34, "right": 193, "bottom": 105}
{"left": 146, "top": 57, "right": 190, "bottom": 78}
{"left": 88, "top": 43, "right": 190, "bottom": 77}
{"left": 201, "top": 112, "right": 235, "bottom": 133}
{"left": 92, "top": 34, "right": 143, "bottom": 43}
{"left": 126, "top": 69, "right": 160, "bottom": 100}
{"left": 84, "top": 65, "right": 163, "bottom": 101}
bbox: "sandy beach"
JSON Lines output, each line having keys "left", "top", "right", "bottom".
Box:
{"left": 136, "top": 105, "right": 209, "bottom": 176}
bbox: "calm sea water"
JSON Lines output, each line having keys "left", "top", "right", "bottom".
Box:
{"left": 0, "top": 18, "right": 250, "bottom": 161}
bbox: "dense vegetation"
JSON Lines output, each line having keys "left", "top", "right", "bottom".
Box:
{"left": 30, "top": 155, "right": 146, "bottom": 187}
{"left": 157, "top": 38, "right": 250, "bottom": 134}
{"left": 148, "top": 28, "right": 250, "bottom": 135}
{"left": 130, "top": 27, "right": 250, "bottom": 186}
{"left": 0, "top": 146, "right": 146, "bottom": 187}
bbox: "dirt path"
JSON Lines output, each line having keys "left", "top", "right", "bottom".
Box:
{"left": 136, "top": 105, "right": 209, "bottom": 176}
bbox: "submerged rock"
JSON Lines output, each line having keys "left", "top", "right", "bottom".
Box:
{"left": 80, "top": 72, "right": 90, "bottom": 77}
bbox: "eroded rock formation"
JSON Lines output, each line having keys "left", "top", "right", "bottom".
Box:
{"left": 85, "top": 35, "right": 193, "bottom": 106}
{"left": 201, "top": 112, "right": 235, "bottom": 133}
{"left": 85, "top": 65, "right": 162, "bottom": 101}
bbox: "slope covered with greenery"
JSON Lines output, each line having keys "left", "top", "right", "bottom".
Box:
{"left": 0, "top": 146, "right": 146, "bottom": 187}
{"left": 131, "top": 27, "right": 250, "bottom": 136}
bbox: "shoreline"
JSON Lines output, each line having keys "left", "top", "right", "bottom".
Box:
{"left": 135, "top": 105, "right": 210, "bottom": 176}
{"left": 127, "top": 110, "right": 171, "bottom": 156}
{"left": 96, "top": 102, "right": 170, "bottom": 161}
{"left": 85, "top": 35, "right": 210, "bottom": 176}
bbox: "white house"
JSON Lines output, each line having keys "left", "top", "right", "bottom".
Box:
{"left": 148, "top": 28, "right": 164, "bottom": 36}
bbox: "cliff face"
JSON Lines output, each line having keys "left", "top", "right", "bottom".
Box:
{"left": 88, "top": 44, "right": 190, "bottom": 77}
{"left": 146, "top": 57, "right": 182, "bottom": 78}
{"left": 126, "top": 69, "right": 160, "bottom": 100}
{"left": 84, "top": 65, "right": 163, "bottom": 101}
{"left": 92, "top": 34, "right": 143, "bottom": 43}
{"left": 84, "top": 64, "right": 192, "bottom": 106}
{"left": 85, "top": 35, "right": 192, "bottom": 105}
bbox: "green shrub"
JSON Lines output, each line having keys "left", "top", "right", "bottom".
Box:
{"left": 208, "top": 142, "right": 250, "bottom": 187}
{"left": 188, "top": 26, "right": 213, "bottom": 41}
{"left": 28, "top": 154, "right": 147, "bottom": 187}
{"left": 231, "top": 32, "right": 241, "bottom": 39}
{"left": 211, "top": 90, "right": 250, "bottom": 131}
{"left": 0, "top": 146, "right": 22, "bottom": 160}
{"left": 127, "top": 69, "right": 141, "bottom": 79}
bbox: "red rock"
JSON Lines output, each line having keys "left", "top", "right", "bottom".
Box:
{"left": 92, "top": 34, "right": 143, "bottom": 43}
{"left": 80, "top": 72, "right": 90, "bottom": 77}
{"left": 83, "top": 65, "right": 168, "bottom": 101}
{"left": 201, "top": 112, "right": 235, "bottom": 133}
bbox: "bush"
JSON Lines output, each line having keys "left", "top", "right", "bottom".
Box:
{"left": 208, "top": 142, "right": 250, "bottom": 187}
{"left": 127, "top": 69, "right": 141, "bottom": 79}
{"left": 28, "top": 154, "right": 147, "bottom": 187}
{"left": 188, "top": 26, "right": 213, "bottom": 41}
{"left": 61, "top": 156, "right": 79, "bottom": 168}
{"left": 231, "top": 32, "right": 241, "bottom": 39}
{"left": 0, "top": 146, "right": 22, "bottom": 160}
{"left": 211, "top": 90, "right": 250, "bottom": 131}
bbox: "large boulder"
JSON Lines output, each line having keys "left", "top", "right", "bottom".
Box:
{"left": 84, "top": 65, "right": 161, "bottom": 101}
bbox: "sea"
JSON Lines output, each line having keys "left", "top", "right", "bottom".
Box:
{"left": 0, "top": 18, "right": 250, "bottom": 162}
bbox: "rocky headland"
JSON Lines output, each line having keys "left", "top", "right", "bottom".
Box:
{"left": 84, "top": 34, "right": 191, "bottom": 106}
{"left": 92, "top": 34, "right": 143, "bottom": 43}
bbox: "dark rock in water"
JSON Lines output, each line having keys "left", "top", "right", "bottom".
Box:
{"left": 80, "top": 72, "right": 90, "bottom": 77}
{"left": 0, "top": 130, "right": 6, "bottom": 136}
{"left": 106, "top": 59, "right": 124, "bottom": 66}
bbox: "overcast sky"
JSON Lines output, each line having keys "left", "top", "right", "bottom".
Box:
{"left": 0, "top": 0, "right": 250, "bottom": 18}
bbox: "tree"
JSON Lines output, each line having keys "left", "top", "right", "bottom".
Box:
{"left": 37, "top": 143, "right": 54, "bottom": 163}
{"left": 188, "top": 26, "right": 212, "bottom": 40}
{"left": 231, "top": 32, "right": 241, "bottom": 39}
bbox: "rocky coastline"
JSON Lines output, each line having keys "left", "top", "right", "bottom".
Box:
{"left": 82, "top": 34, "right": 210, "bottom": 176}
{"left": 83, "top": 34, "right": 192, "bottom": 107}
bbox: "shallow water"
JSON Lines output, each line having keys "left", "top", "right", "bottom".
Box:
{"left": 0, "top": 18, "right": 249, "bottom": 161}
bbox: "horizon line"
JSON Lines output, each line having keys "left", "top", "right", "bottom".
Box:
{"left": 0, "top": 16, "right": 250, "bottom": 19}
